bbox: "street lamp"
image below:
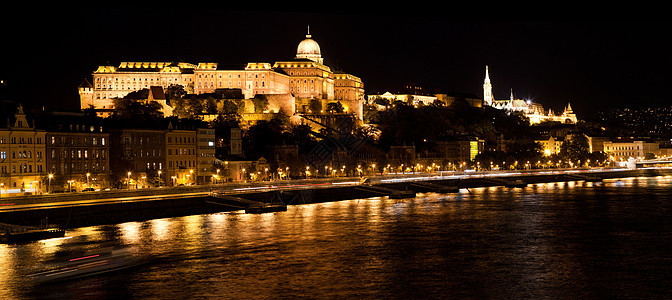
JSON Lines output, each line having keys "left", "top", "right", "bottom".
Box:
{"left": 157, "top": 170, "right": 162, "bottom": 187}
{"left": 127, "top": 172, "right": 132, "bottom": 190}
{"left": 86, "top": 173, "right": 90, "bottom": 189}
{"left": 48, "top": 174, "right": 53, "bottom": 194}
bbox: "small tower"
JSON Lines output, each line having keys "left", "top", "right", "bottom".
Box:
{"left": 78, "top": 78, "right": 94, "bottom": 110}
{"left": 483, "top": 65, "right": 493, "bottom": 106}
{"left": 11, "top": 104, "right": 31, "bottom": 129}
{"left": 561, "top": 102, "right": 577, "bottom": 123}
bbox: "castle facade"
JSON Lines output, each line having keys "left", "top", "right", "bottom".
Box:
{"left": 79, "top": 27, "right": 365, "bottom": 120}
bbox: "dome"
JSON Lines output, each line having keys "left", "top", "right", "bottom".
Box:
{"left": 295, "top": 26, "right": 323, "bottom": 64}
{"left": 297, "top": 36, "right": 321, "bottom": 56}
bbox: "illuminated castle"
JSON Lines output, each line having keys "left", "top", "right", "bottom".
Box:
{"left": 79, "top": 27, "right": 365, "bottom": 121}
{"left": 483, "top": 65, "right": 577, "bottom": 124}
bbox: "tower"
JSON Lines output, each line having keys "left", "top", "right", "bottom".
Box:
{"left": 483, "top": 65, "right": 493, "bottom": 106}
{"left": 78, "top": 79, "right": 94, "bottom": 110}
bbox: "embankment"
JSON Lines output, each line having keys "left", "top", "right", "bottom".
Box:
{"left": 1, "top": 168, "right": 670, "bottom": 229}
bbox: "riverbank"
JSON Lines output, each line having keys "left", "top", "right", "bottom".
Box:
{"left": 1, "top": 167, "right": 670, "bottom": 230}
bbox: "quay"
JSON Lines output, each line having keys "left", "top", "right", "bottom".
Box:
{"left": 0, "top": 167, "right": 670, "bottom": 231}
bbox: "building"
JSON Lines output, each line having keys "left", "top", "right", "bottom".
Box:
{"left": 434, "top": 138, "right": 484, "bottom": 165}
{"left": 107, "top": 121, "right": 167, "bottom": 189}
{"left": 604, "top": 140, "right": 660, "bottom": 161}
{"left": 79, "top": 27, "right": 365, "bottom": 121}
{"left": 0, "top": 105, "right": 47, "bottom": 195}
{"left": 367, "top": 92, "right": 438, "bottom": 108}
{"left": 106, "top": 118, "right": 213, "bottom": 187}
{"left": 165, "top": 121, "right": 197, "bottom": 186}
{"left": 39, "top": 111, "right": 111, "bottom": 192}
{"left": 535, "top": 135, "right": 565, "bottom": 156}
{"left": 196, "top": 127, "right": 216, "bottom": 184}
{"left": 483, "top": 65, "right": 578, "bottom": 124}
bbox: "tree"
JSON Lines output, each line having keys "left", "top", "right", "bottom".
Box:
{"left": 559, "top": 134, "right": 590, "bottom": 163}
{"left": 308, "top": 99, "right": 322, "bottom": 113}
{"left": 165, "top": 84, "right": 187, "bottom": 103}
{"left": 112, "top": 98, "right": 163, "bottom": 119}
{"left": 123, "top": 89, "right": 149, "bottom": 100}
{"left": 171, "top": 97, "right": 203, "bottom": 119}
{"left": 219, "top": 99, "right": 241, "bottom": 115}
{"left": 373, "top": 98, "right": 390, "bottom": 107}
{"left": 326, "top": 101, "right": 344, "bottom": 114}
{"left": 204, "top": 97, "right": 217, "bottom": 114}
{"left": 252, "top": 95, "right": 269, "bottom": 113}
{"left": 506, "top": 138, "right": 543, "bottom": 167}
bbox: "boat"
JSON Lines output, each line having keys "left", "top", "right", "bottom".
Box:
{"left": 505, "top": 179, "right": 527, "bottom": 188}
{"left": 245, "top": 203, "right": 288, "bottom": 214}
{"left": 29, "top": 246, "right": 146, "bottom": 284}
{"left": 1, "top": 228, "right": 65, "bottom": 243}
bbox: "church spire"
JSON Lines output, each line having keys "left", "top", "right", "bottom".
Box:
{"left": 483, "top": 65, "right": 493, "bottom": 106}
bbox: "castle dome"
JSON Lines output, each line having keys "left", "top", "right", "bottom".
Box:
{"left": 296, "top": 26, "right": 323, "bottom": 63}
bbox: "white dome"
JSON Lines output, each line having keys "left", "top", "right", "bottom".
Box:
{"left": 297, "top": 36, "right": 321, "bottom": 56}
{"left": 295, "top": 27, "right": 323, "bottom": 63}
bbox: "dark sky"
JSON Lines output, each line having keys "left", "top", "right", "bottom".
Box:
{"left": 2, "top": 7, "right": 670, "bottom": 120}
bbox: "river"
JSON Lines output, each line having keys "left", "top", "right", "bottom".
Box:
{"left": 1, "top": 176, "right": 671, "bottom": 299}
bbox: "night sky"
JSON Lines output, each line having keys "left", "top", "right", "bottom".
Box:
{"left": 2, "top": 7, "right": 670, "bottom": 120}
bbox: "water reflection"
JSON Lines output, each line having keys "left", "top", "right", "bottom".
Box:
{"left": 1, "top": 176, "right": 671, "bottom": 298}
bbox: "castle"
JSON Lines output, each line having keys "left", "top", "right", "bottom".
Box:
{"left": 79, "top": 27, "right": 365, "bottom": 122}
{"left": 483, "top": 65, "right": 577, "bottom": 124}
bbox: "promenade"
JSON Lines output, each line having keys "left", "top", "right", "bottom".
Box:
{"left": 1, "top": 167, "right": 670, "bottom": 229}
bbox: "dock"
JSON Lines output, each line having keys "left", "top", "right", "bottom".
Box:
{"left": 209, "top": 193, "right": 287, "bottom": 214}
{"left": 355, "top": 185, "right": 416, "bottom": 199}
{"left": 1, "top": 222, "right": 65, "bottom": 243}
{"left": 409, "top": 181, "right": 460, "bottom": 193}
{"left": 482, "top": 177, "right": 528, "bottom": 188}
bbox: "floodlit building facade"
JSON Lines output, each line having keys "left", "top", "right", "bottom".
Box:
{"left": 483, "top": 65, "right": 578, "bottom": 124}
{"left": 603, "top": 140, "right": 660, "bottom": 161}
{"left": 79, "top": 27, "right": 365, "bottom": 121}
{"left": 0, "top": 105, "right": 47, "bottom": 195}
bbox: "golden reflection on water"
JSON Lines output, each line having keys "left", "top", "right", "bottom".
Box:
{"left": 150, "top": 218, "right": 171, "bottom": 241}
{"left": 119, "top": 221, "right": 141, "bottom": 245}
{"left": 0, "top": 245, "right": 17, "bottom": 298}
{"left": 5, "top": 176, "right": 672, "bottom": 298}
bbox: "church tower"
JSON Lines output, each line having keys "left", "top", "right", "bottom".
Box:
{"left": 483, "top": 65, "right": 493, "bottom": 106}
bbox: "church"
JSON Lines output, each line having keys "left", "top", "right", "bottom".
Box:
{"left": 483, "top": 66, "right": 577, "bottom": 124}
{"left": 79, "top": 27, "right": 365, "bottom": 122}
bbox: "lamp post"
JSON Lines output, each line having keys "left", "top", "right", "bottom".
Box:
{"left": 48, "top": 174, "right": 53, "bottom": 194}
{"left": 157, "top": 170, "right": 162, "bottom": 187}
{"left": 127, "top": 172, "right": 132, "bottom": 190}
{"left": 86, "top": 173, "right": 90, "bottom": 189}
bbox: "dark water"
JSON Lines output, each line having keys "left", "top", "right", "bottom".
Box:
{"left": 2, "top": 176, "right": 672, "bottom": 299}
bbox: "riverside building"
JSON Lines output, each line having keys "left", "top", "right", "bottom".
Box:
{"left": 39, "top": 111, "right": 111, "bottom": 192}
{"left": 0, "top": 105, "right": 46, "bottom": 195}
